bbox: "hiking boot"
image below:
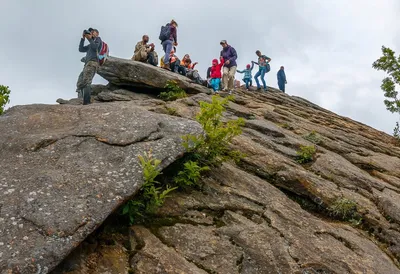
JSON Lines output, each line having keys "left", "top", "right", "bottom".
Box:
{"left": 228, "top": 90, "right": 233, "bottom": 95}
{"left": 162, "top": 63, "right": 171, "bottom": 70}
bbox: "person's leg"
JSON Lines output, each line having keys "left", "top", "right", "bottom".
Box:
{"left": 215, "top": 78, "right": 221, "bottom": 92}
{"left": 80, "top": 61, "right": 98, "bottom": 105}
{"left": 244, "top": 79, "right": 249, "bottom": 89}
{"left": 210, "top": 78, "right": 216, "bottom": 91}
{"left": 222, "top": 67, "right": 229, "bottom": 90}
{"left": 147, "top": 52, "right": 154, "bottom": 65}
{"left": 260, "top": 68, "right": 266, "bottom": 90}
{"left": 76, "top": 71, "right": 84, "bottom": 98}
{"left": 254, "top": 70, "right": 261, "bottom": 89}
{"left": 228, "top": 66, "right": 237, "bottom": 90}
{"left": 163, "top": 40, "right": 172, "bottom": 66}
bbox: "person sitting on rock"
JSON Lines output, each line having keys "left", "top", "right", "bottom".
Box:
{"left": 76, "top": 29, "right": 102, "bottom": 105}
{"left": 237, "top": 63, "right": 254, "bottom": 90}
{"left": 133, "top": 35, "right": 158, "bottom": 66}
{"left": 181, "top": 54, "right": 198, "bottom": 70}
{"left": 209, "top": 57, "right": 225, "bottom": 93}
{"left": 168, "top": 48, "right": 181, "bottom": 73}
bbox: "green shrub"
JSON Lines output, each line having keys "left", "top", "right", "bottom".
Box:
{"left": 296, "top": 145, "right": 316, "bottom": 164}
{"left": 304, "top": 131, "right": 322, "bottom": 145}
{"left": 121, "top": 151, "right": 177, "bottom": 224}
{"left": 174, "top": 160, "right": 210, "bottom": 188}
{"left": 0, "top": 85, "right": 11, "bottom": 115}
{"left": 182, "top": 95, "right": 245, "bottom": 166}
{"left": 159, "top": 80, "right": 187, "bottom": 101}
{"left": 328, "top": 198, "right": 362, "bottom": 225}
{"left": 166, "top": 107, "right": 178, "bottom": 116}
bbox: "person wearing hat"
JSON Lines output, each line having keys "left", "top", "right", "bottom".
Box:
{"left": 237, "top": 63, "right": 254, "bottom": 90}
{"left": 219, "top": 40, "right": 237, "bottom": 93}
{"left": 277, "top": 66, "right": 287, "bottom": 93}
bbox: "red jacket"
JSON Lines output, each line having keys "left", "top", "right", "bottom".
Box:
{"left": 210, "top": 58, "right": 224, "bottom": 78}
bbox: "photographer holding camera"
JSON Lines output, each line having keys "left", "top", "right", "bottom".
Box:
{"left": 76, "top": 29, "right": 101, "bottom": 105}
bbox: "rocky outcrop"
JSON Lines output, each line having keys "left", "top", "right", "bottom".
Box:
{"left": 53, "top": 88, "right": 400, "bottom": 274}
{"left": 4, "top": 59, "right": 400, "bottom": 273}
{"left": 0, "top": 102, "right": 202, "bottom": 273}
{"left": 97, "top": 57, "right": 210, "bottom": 94}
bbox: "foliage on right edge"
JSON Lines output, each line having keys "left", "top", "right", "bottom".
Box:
{"left": 0, "top": 85, "right": 11, "bottom": 115}
{"left": 372, "top": 46, "right": 400, "bottom": 140}
{"left": 182, "top": 95, "right": 245, "bottom": 167}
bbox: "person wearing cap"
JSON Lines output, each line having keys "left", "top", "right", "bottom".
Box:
{"left": 76, "top": 28, "right": 101, "bottom": 105}
{"left": 161, "top": 19, "right": 178, "bottom": 70}
{"left": 133, "top": 35, "right": 158, "bottom": 66}
{"left": 277, "top": 66, "right": 287, "bottom": 93}
{"left": 219, "top": 40, "right": 237, "bottom": 93}
{"left": 237, "top": 62, "right": 254, "bottom": 90}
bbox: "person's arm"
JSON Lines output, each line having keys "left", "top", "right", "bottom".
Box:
{"left": 88, "top": 38, "right": 99, "bottom": 51}
{"left": 79, "top": 38, "right": 88, "bottom": 52}
{"left": 171, "top": 26, "right": 177, "bottom": 44}
{"left": 237, "top": 70, "right": 244, "bottom": 73}
{"left": 252, "top": 60, "right": 259, "bottom": 66}
{"left": 206, "top": 67, "right": 211, "bottom": 79}
{"left": 229, "top": 47, "right": 238, "bottom": 62}
{"left": 250, "top": 62, "right": 254, "bottom": 70}
{"left": 283, "top": 72, "right": 287, "bottom": 83}
{"left": 266, "top": 56, "right": 272, "bottom": 63}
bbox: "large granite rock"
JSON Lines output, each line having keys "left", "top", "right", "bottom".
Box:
{"left": 97, "top": 57, "right": 210, "bottom": 94}
{"left": 0, "top": 102, "right": 202, "bottom": 273}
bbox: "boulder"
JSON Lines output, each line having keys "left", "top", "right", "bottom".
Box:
{"left": 0, "top": 102, "right": 202, "bottom": 273}
{"left": 97, "top": 57, "right": 211, "bottom": 94}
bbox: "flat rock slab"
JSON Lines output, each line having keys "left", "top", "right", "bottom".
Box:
{"left": 97, "top": 57, "right": 211, "bottom": 94}
{"left": 0, "top": 102, "right": 202, "bottom": 273}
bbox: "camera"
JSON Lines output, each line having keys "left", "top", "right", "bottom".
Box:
{"left": 83, "top": 29, "right": 91, "bottom": 35}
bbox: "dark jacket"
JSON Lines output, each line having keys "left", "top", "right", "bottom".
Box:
{"left": 79, "top": 37, "right": 101, "bottom": 63}
{"left": 277, "top": 69, "right": 286, "bottom": 83}
{"left": 220, "top": 45, "right": 237, "bottom": 68}
{"left": 206, "top": 67, "right": 212, "bottom": 79}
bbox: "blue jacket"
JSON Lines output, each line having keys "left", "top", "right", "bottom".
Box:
{"left": 220, "top": 45, "right": 237, "bottom": 68}
{"left": 277, "top": 69, "right": 286, "bottom": 83}
{"left": 237, "top": 63, "right": 254, "bottom": 79}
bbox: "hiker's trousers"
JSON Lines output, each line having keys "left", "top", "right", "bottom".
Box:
{"left": 76, "top": 61, "right": 99, "bottom": 90}
{"left": 223, "top": 66, "right": 237, "bottom": 90}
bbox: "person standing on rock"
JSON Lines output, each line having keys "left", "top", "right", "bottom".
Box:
{"left": 252, "top": 50, "right": 271, "bottom": 92}
{"left": 277, "top": 66, "right": 287, "bottom": 93}
{"left": 159, "top": 20, "right": 178, "bottom": 70}
{"left": 76, "top": 29, "right": 101, "bottom": 105}
{"left": 132, "top": 35, "right": 158, "bottom": 66}
{"left": 237, "top": 63, "right": 254, "bottom": 90}
{"left": 220, "top": 40, "right": 237, "bottom": 94}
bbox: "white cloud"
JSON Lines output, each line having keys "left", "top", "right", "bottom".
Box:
{"left": 1, "top": 0, "right": 399, "bottom": 133}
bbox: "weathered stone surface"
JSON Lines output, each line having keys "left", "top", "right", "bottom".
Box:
{"left": 97, "top": 57, "right": 211, "bottom": 94}
{"left": 0, "top": 102, "right": 202, "bottom": 273}
{"left": 130, "top": 226, "right": 207, "bottom": 274}
{"left": 5, "top": 71, "right": 400, "bottom": 273}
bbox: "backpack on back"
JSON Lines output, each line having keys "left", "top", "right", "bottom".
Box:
{"left": 266, "top": 63, "right": 271, "bottom": 73}
{"left": 98, "top": 41, "right": 109, "bottom": 66}
{"left": 159, "top": 23, "right": 171, "bottom": 42}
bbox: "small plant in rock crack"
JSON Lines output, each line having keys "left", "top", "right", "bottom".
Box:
{"left": 393, "top": 122, "right": 400, "bottom": 144}
{"left": 296, "top": 145, "right": 316, "bottom": 164}
{"left": 174, "top": 160, "right": 210, "bottom": 189}
{"left": 303, "top": 131, "right": 322, "bottom": 145}
{"left": 182, "top": 95, "right": 245, "bottom": 167}
{"left": 121, "top": 150, "right": 177, "bottom": 224}
{"left": 158, "top": 80, "right": 187, "bottom": 101}
{"left": 328, "top": 198, "right": 363, "bottom": 225}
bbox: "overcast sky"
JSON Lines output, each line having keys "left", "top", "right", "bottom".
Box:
{"left": 1, "top": 0, "right": 400, "bottom": 134}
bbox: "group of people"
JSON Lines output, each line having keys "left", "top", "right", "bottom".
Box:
{"left": 76, "top": 20, "right": 288, "bottom": 104}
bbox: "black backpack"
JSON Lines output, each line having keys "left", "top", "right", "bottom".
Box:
{"left": 159, "top": 23, "right": 171, "bottom": 42}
